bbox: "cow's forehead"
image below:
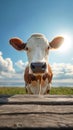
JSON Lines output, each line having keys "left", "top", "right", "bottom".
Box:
{"left": 27, "top": 34, "right": 49, "bottom": 48}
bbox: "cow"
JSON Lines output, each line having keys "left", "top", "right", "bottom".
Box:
{"left": 9, "top": 33, "right": 64, "bottom": 94}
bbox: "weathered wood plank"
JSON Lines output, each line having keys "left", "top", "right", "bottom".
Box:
{"left": 0, "top": 95, "right": 73, "bottom": 129}
{"left": 0, "top": 95, "right": 73, "bottom": 105}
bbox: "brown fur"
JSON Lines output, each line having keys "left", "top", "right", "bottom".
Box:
{"left": 9, "top": 38, "right": 26, "bottom": 50}
{"left": 24, "top": 64, "right": 53, "bottom": 86}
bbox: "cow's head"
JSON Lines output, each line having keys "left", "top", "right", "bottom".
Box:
{"left": 9, "top": 34, "right": 64, "bottom": 75}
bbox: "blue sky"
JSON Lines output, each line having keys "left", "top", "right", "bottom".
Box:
{"left": 0, "top": 0, "right": 73, "bottom": 87}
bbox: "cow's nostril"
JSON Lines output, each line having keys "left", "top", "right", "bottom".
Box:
{"left": 31, "top": 63, "right": 35, "bottom": 70}
{"left": 42, "top": 63, "right": 46, "bottom": 69}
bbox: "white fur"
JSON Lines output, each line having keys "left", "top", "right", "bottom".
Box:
{"left": 26, "top": 34, "right": 49, "bottom": 73}
{"left": 26, "top": 79, "right": 51, "bottom": 94}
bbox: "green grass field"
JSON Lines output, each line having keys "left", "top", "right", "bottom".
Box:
{"left": 0, "top": 87, "right": 73, "bottom": 95}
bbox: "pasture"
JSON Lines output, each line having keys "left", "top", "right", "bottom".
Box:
{"left": 0, "top": 87, "right": 73, "bottom": 95}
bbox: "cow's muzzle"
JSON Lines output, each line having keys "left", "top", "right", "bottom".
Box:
{"left": 30, "top": 62, "right": 46, "bottom": 74}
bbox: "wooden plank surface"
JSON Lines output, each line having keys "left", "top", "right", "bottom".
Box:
{"left": 0, "top": 95, "right": 73, "bottom": 129}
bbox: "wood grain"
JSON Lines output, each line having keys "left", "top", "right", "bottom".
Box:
{"left": 0, "top": 95, "right": 73, "bottom": 129}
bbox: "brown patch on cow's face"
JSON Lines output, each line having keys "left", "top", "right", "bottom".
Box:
{"left": 24, "top": 64, "right": 53, "bottom": 85}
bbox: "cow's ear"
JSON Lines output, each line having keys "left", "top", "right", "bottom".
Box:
{"left": 9, "top": 37, "right": 26, "bottom": 51}
{"left": 49, "top": 36, "right": 64, "bottom": 49}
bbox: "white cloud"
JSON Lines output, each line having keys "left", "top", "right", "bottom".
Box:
{"left": 15, "top": 60, "right": 28, "bottom": 70}
{"left": 0, "top": 51, "right": 2, "bottom": 56}
{"left": 51, "top": 63, "right": 73, "bottom": 87}
{"left": 52, "top": 78, "right": 73, "bottom": 87}
{"left": 0, "top": 51, "right": 27, "bottom": 86}
{"left": 0, "top": 53, "right": 15, "bottom": 74}
{"left": 51, "top": 63, "right": 73, "bottom": 79}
